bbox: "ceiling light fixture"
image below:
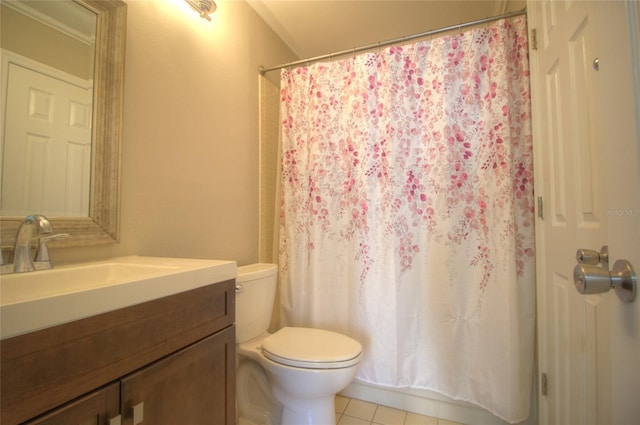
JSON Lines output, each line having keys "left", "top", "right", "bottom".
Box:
{"left": 185, "top": 0, "right": 216, "bottom": 21}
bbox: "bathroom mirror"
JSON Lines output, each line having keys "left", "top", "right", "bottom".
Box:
{"left": 0, "top": 0, "right": 126, "bottom": 247}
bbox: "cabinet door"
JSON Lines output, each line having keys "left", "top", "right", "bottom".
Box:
{"left": 121, "top": 326, "right": 235, "bottom": 425}
{"left": 24, "top": 383, "right": 120, "bottom": 425}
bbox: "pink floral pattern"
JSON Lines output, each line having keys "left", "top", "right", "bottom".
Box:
{"left": 280, "top": 17, "right": 534, "bottom": 287}
{"left": 278, "top": 17, "right": 535, "bottom": 422}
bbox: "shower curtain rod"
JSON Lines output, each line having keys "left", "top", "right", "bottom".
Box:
{"left": 259, "top": 7, "right": 526, "bottom": 75}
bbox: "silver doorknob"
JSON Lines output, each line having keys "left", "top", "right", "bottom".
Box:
{"left": 573, "top": 259, "right": 637, "bottom": 303}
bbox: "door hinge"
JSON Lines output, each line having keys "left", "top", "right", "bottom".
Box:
{"left": 530, "top": 28, "right": 538, "bottom": 50}
{"left": 537, "top": 196, "right": 544, "bottom": 219}
{"left": 541, "top": 372, "right": 548, "bottom": 396}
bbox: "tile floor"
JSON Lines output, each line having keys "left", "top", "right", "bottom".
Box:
{"left": 335, "top": 396, "right": 466, "bottom": 425}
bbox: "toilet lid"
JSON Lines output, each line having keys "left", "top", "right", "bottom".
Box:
{"left": 261, "top": 327, "right": 362, "bottom": 369}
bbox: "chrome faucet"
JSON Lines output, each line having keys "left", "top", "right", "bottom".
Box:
{"left": 13, "top": 214, "right": 53, "bottom": 273}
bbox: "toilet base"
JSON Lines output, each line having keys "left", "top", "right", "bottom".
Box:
{"left": 236, "top": 359, "right": 281, "bottom": 425}
{"left": 274, "top": 388, "right": 336, "bottom": 425}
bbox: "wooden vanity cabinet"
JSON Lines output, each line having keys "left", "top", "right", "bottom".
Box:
{"left": 1, "top": 279, "right": 235, "bottom": 425}
{"left": 121, "top": 328, "right": 234, "bottom": 425}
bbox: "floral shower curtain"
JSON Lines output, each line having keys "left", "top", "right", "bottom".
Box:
{"left": 278, "top": 16, "right": 534, "bottom": 423}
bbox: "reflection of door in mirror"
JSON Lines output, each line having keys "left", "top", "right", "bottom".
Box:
{"left": 3, "top": 58, "right": 92, "bottom": 217}
{"left": 0, "top": 0, "right": 96, "bottom": 218}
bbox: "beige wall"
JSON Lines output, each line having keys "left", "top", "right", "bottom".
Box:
{"left": 52, "top": 0, "right": 296, "bottom": 266}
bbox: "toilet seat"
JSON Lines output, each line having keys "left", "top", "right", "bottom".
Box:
{"left": 261, "top": 327, "right": 362, "bottom": 369}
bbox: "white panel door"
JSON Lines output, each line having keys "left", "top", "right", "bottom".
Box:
{"left": 530, "top": 0, "right": 640, "bottom": 423}
{"left": 2, "top": 62, "right": 92, "bottom": 217}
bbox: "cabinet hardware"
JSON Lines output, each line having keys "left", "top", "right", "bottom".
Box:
{"left": 132, "top": 402, "right": 144, "bottom": 425}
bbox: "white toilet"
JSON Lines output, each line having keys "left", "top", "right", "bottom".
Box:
{"left": 235, "top": 263, "right": 363, "bottom": 425}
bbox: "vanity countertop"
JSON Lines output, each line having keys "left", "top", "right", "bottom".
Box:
{"left": 0, "top": 256, "right": 236, "bottom": 339}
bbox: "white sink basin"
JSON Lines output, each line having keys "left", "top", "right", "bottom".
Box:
{"left": 1, "top": 262, "right": 179, "bottom": 305}
{"left": 0, "top": 256, "right": 236, "bottom": 339}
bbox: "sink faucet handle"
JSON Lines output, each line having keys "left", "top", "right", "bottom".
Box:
{"left": 0, "top": 241, "right": 12, "bottom": 266}
{"left": 0, "top": 246, "right": 13, "bottom": 275}
{"left": 35, "top": 233, "right": 70, "bottom": 263}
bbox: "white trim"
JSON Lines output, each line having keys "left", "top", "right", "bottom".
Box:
{"left": 341, "top": 381, "right": 536, "bottom": 425}
{"left": 1, "top": 49, "right": 93, "bottom": 91}
{"left": 2, "top": 0, "right": 95, "bottom": 46}
{"left": 493, "top": 0, "right": 509, "bottom": 16}
{"left": 247, "top": 0, "right": 306, "bottom": 58}
{"left": 0, "top": 49, "right": 93, "bottom": 125}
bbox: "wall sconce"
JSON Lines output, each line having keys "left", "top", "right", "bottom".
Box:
{"left": 185, "top": 0, "right": 216, "bottom": 21}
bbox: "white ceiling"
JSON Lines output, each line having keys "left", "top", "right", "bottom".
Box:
{"left": 248, "top": 0, "right": 519, "bottom": 62}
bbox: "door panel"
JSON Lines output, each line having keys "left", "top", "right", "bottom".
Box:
{"left": 2, "top": 63, "right": 91, "bottom": 216}
{"left": 531, "top": 0, "right": 639, "bottom": 423}
{"left": 533, "top": 2, "right": 607, "bottom": 423}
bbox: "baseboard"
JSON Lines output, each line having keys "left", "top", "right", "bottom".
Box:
{"left": 340, "top": 381, "right": 536, "bottom": 425}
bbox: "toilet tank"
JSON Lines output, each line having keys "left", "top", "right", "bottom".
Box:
{"left": 235, "top": 263, "right": 278, "bottom": 343}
